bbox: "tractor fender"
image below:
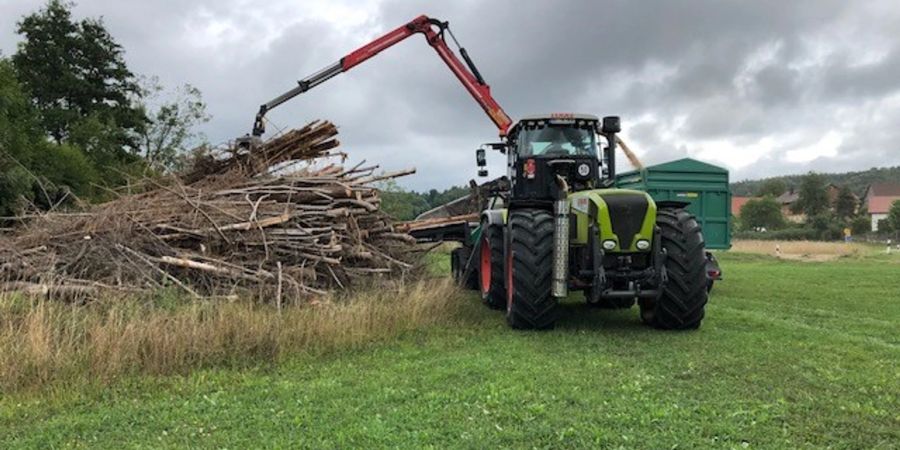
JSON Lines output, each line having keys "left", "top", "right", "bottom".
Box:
{"left": 655, "top": 200, "right": 691, "bottom": 210}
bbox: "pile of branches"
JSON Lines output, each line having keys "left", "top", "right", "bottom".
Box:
{"left": 0, "top": 121, "right": 421, "bottom": 302}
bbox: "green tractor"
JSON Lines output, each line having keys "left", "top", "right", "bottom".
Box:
{"left": 235, "top": 11, "right": 710, "bottom": 330}
{"left": 455, "top": 114, "right": 709, "bottom": 330}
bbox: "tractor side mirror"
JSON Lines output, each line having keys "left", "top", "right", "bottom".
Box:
{"left": 476, "top": 148, "right": 488, "bottom": 177}
{"left": 602, "top": 116, "right": 621, "bottom": 134}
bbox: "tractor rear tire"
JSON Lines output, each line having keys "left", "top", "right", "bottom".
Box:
{"left": 640, "top": 207, "right": 708, "bottom": 330}
{"left": 451, "top": 246, "right": 479, "bottom": 290}
{"left": 506, "top": 209, "right": 558, "bottom": 330}
{"left": 479, "top": 223, "right": 506, "bottom": 309}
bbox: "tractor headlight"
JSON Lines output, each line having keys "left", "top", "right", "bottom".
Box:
{"left": 602, "top": 240, "right": 617, "bottom": 250}
{"left": 636, "top": 239, "right": 651, "bottom": 250}
{"left": 577, "top": 163, "right": 591, "bottom": 177}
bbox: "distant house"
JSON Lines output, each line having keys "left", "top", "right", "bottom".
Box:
{"left": 775, "top": 189, "right": 804, "bottom": 223}
{"left": 731, "top": 196, "right": 752, "bottom": 217}
{"left": 863, "top": 183, "right": 900, "bottom": 231}
{"left": 774, "top": 183, "right": 858, "bottom": 222}
{"left": 825, "top": 183, "right": 859, "bottom": 214}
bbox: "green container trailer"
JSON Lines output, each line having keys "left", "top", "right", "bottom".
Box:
{"left": 616, "top": 158, "right": 731, "bottom": 250}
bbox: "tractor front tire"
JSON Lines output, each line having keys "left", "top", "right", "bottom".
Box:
{"left": 640, "top": 207, "right": 709, "bottom": 330}
{"left": 479, "top": 223, "right": 506, "bottom": 309}
{"left": 506, "top": 209, "right": 558, "bottom": 330}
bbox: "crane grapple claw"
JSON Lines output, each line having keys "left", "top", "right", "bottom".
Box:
{"left": 236, "top": 135, "right": 263, "bottom": 150}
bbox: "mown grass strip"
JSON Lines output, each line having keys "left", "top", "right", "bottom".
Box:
{"left": 1, "top": 251, "right": 897, "bottom": 448}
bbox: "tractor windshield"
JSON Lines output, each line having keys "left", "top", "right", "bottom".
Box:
{"left": 518, "top": 125, "right": 597, "bottom": 157}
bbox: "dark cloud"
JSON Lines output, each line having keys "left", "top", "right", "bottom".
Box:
{"left": 2, "top": 0, "right": 900, "bottom": 189}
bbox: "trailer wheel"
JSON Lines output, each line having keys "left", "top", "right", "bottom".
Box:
{"left": 479, "top": 223, "right": 506, "bottom": 309}
{"left": 506, "top": 209, "right": 557, "bottom": 330}
{"left": 640, "top": 207, "right": 708, "bottom": 330}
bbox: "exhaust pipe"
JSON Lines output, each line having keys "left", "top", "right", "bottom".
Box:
{"left": 552, "top": 176, "right": 570, "bottom": 298}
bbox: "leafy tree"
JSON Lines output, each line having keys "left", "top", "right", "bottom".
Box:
{"left": 12, "top": 0, "right": 146, "bottom": 150}
{"left": 807, "top": 212, "right": 842, "bottom": 240}
{"left": 0, "top": 167, "right": 32, "bottom": 217}
{"left": 0, "top": 59, "right": 41, "bottom": 163}
{"left": 792, "top": 172, "right": 829, "bottom": 216}
{"left": 877, "top": 219, "right": 894, "bottom": 234}
{"left": 425, "top": 189, "right": 440, "bottom": 207}
{"left": 377, "top": 180, "right": 431, "bottom": 221}
{"left": 850, "top": 216, "right": 870, "bottom": 236}
{"left": 137, "top": 77, "right": 210, "bottom": 172}
{"left": 729, "top": 166, "right": 900, "bottom": 198}
{"left": 887, "top": 200, "right": 900, "bottom": 232}
{"left": 429, "top": 185, "right": 469, "bottom": 208}
{"left": 757, "top": 179, "right": 787, "bottom": 197}
{"left": 834, "top": 184, "right": 857, "bottom": 218}
{"left": 1, "top": 58, "right": 46, "bottom": 215}
{"left": 376, "top": 182, "right": 474, "bottom": 220}
{"left": 0, "top": 58, "right": 98, "bottom": 215}
{"left": 31, "top": 142, "right": 98, "bottom": 199}
{"left": 67, "top": 113, "right": 138, "bottom": 164}
{"left": 740, "top": 197, "right": 785, "bottom": 230}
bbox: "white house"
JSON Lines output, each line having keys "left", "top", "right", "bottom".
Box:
{"left": 863, "top": 183, "right": 900, "bottom": 231}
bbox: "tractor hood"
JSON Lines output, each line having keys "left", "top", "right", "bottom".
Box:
{"left": 568, "top": 189, "right": 656, "bottom": 252}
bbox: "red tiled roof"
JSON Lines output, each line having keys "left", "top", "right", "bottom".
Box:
{"left": 731, "top": 196, "right": 753, "bottom": 217}
{"left": 866, "top": 183, "right": 900, "bottom": 214}
{"left": 868, "top": 182, "right": 900, "bottom": 197}
{"left": 868, "top": 196, "right": 900, "bottom": 214}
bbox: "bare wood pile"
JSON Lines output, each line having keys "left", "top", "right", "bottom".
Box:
{"left": 0, "top": 120, "right": 420, "bottom": 301}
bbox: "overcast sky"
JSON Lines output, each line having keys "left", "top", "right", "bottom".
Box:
{"left": 3, "top": 0, "right": 900, "bottom": 190}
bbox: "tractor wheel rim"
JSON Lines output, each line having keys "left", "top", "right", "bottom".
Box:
{"left": 480, "top": 235, "right": 491, "bottom": 295}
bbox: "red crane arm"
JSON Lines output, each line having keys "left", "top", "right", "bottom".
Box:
{"left": 250, "top": 15, "right": 512, "bottom": 138}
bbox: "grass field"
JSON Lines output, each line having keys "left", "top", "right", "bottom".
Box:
{"left": 1, "top": 247, "right": 898, "bottom": 448}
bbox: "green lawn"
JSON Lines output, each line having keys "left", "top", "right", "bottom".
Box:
{"left": 1, "top": 252, "right": 898, "bottom": 448}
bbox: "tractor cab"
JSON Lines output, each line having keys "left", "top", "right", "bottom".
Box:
{"left": 478, "top": 114, "right": 621, "bottom": 203}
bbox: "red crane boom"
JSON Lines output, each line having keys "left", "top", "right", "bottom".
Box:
{"left": 249, "top": 15, "right": 512, "bottom": 138}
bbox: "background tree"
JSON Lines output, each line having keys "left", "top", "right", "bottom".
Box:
{"left": 886, "top": 200, "right": 900, "bottom": 232}
{"left": 137, "top": 77, "right": 210, "bottom": 172}
{"left": 12, "top": 0, "right": 146, "bottom": 153}
{"left": 0, "top": 59, "right": 97, "bottom": 216}
{"left": 0, "top": 59, "right": 41, "bottom": 216}
{"left": 740, "top": 197, "right": 785, "bottom": 230}
{"left": 3, "top": 1, "right": 216, "bottom": 216}
{"left": 834, "top": 184, "right": 857, "bottom": 218}
{"left": 426, "top": 185, "right": 470, "bottom": 208}
{"left": 808, "top": 212, "right": 842, "bottom": 240}
{"left": 377, "top": 180, "right": 431, "bottom": 221}
{"left": 729, "top": 166, "right": 900, "bottom": 197}
{"left": 850, "top": 216, "right": 870, "bottom": 236}
{"left": 757, "top": 179, "right": 787, "bottom": 197}
{"left": 792, "top": 172, "right": 829, "bottom": 216}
